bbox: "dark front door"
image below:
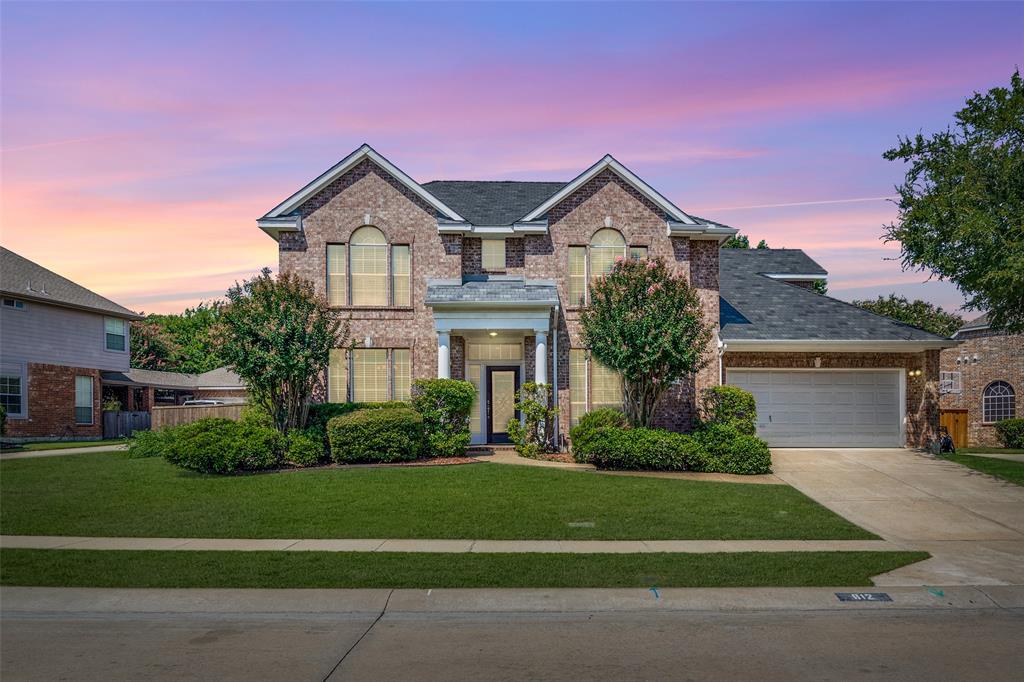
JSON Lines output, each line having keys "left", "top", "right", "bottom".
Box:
{"left": 487, "top": 366, "right": 520, "bottom": 444}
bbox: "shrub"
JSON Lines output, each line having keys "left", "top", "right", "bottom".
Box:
{"left": 286, "top": 428, "right": 325, "bottom": 467}
{"left": 125, "top": 429, "right": 171, "bottom": 458}
{"left": 584, "top": 426, "right": 701, "bottom": 471}
{"left": 569, "top": 409, "right": 629, "bottom": 462}
{"left": 240, "top": 403, "right": 274, "bottom": 429}
{"left": 328, "top": 407, "right": 424, "bottom": 463}
{"left": 699, "top": 385, "right": 757, "bottom": 435}
{"left": 234, "top": 423, "right": 285, "bottom": 470}
{"left": 693, "top": 422, "right": 772, "bottom": 475}
{"left": 306, "top": 401, "right": 407, "bottom": 434}
{"left": 161, "top": 418, "right": 284, "bottom": 474}
{"left": 411, "top": 379, "right": 476, "bottom": 457}
{"left": 995, "top": 418, "right": 1024, "bottom": 448}
{"left": 506, "top": 382, "right": 558, "bottom": 459}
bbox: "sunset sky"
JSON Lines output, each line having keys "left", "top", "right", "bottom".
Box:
{"left": 1, "top": 1, "right": 1020, "bottom": 315}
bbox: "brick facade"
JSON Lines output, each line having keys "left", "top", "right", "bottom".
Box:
{"left": 278, "top": 162, "right": 721, "bottom": 443}
{"left": 4, "top": 363, "right": 102, "bottom": 440}
{"left": 723, "top": 351, "right": 941, "bottom": 448}
{"left": 940, "top": 329, "right": 1024, "bottom": 446}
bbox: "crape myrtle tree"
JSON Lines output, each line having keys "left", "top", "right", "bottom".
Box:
{"left": 884, "top": 70, "right": 1024, "bottom": 332}
{"left": 216, "top": 269, "right": 349, "bottom": 434}
{"left": 580, "top": 257, "right": 712, "bottom": 427}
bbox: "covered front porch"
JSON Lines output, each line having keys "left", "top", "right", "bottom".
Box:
{"left": 426, "top": 276, "right": 558, "bottom": 445}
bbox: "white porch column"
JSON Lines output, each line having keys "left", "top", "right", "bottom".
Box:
{"left": 534, "top": 331, "right": 548, "bottom": 385}
{"left": 437, "top": 330, "right": 451, "bottom": 379}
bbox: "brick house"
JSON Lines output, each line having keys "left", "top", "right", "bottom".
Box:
{"left": 259, "top": 144, "right": 954, "bottom": 448}
{"left": 940, "top": 314, "right": 1022, "bottom": 446}
{"left": 1, "top": 247, "right": 142, "bottom": 441}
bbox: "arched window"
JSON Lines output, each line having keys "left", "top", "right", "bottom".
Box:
{"left": 589, "top": 229, "right": 626, "bottom": 283}
{"left": 327, "top": 227, "right": 410, "bottom": 307}
{"left": 982, "top": 381, "right": 1016, "bottom": 423}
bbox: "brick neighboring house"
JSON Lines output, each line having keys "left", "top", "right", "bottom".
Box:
{"left": 1, "top": 247, "right": 142, "bottom": 441}
{"left": 258, "top": 144, "right": 955, "bottom": 448}
{"left": 940, "top": 314, "right": 1023, "bottom": 446}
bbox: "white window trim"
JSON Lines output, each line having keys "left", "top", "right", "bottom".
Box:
{"left": 340, "top": 348, "right": 412, "bottom": 403}
{"left": 981, "top": 381, "right": 1016, "bottom": 424}
{"left": 2, "top": 297, "right": 26, "bottom": 311}
{"left": 103, "top": 317, "right": 128, "bottom": 354}
{"left": 0, "top": 362, "right": 27, "bottom": 419}
{"left": 939, "top": 371, "right": 962, "bottom": 395}
{"left": 328, "top": 235, "right": 411, "bottom": 308}
{"left": 481, "top": 238, "right": 506, "bottom": 272}
{"left": 74, "top": 375, "right": 94, "bottom": 425}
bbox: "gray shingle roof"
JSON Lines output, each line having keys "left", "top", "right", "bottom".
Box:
{"left": 957, "top": 313, "right": 990, "bottom": 333}
{"left": 426, "top": 276, "right": 559, "bottom": 306}
{"left": 1, "top": 247, "right": 141, "bottom": 319}
{"left": 719, "top": 249, "right": 948, "bottom": 342}
{"left": 422, "top": 181, "right": 565, "bottom": 226}
{"left": 100, "top": 366, "right": 245, "bottom": 389}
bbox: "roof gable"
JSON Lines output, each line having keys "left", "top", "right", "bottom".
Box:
{"left": 260, "top": 144, "right": 465, "bottom": 222}
{"left": 422, "top": 180, "right": 565, "bottom": 226}
{"left": 520, "top": 154, "right": 697, "bottom": 224}
{"left": 0, "top": 247, "right": 141, "bottom": 319}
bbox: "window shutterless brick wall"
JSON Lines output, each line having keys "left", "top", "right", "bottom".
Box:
{"left": 723, "top": 351, "right": 941, "bottom": 448}
{"left": 279, "top": 163, "right": 721, "bottom": 442}
{"left": 940, "top": 330, "right": 1024, "bottom": 446}
{"left": 3, "top": 363, "right": 102, "bottom": 441}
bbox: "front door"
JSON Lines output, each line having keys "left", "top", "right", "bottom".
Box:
{"left": 487, "top": 366, "right": 520, "bottom": 444}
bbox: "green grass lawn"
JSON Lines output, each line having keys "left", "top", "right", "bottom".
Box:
{"left": 0, "top": 439, "right": 126, "bottom": 453}
{"left": 0, "top": 549, "right": 927, "bottom": 588}
{"left": 956, "top": 447, "right": 1024, "bottom": 455}
{"left": 0, "top": 453, "right": 874, "bottom": 540}
{"left": 946, "top": 454, "right": 1024, "bottom": 486}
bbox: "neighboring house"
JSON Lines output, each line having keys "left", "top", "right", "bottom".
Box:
{"left": 0, "top": 247, "right": 142, "bottom": 441}
{"left": 258, "top": 144, "right": 955, "bottom": 448}
{"left": 100, "top": 366, "right": 248, "bottom": 407}
{"left": 939, "top": 314, "right": 1022, "bottom": 447}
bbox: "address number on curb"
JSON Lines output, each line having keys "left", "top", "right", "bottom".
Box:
{"left": 835, "top": 592, "right": 893, "bottom": 602}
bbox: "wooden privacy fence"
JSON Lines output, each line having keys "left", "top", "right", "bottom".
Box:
{"left": 940, "top": 409, "right": 969, "bottom": 449}
{"left": 103, "top": 410, "right": 151, "bottom": 439}
{"left": 151, "top": 404, "right": 246, "bottom": 430}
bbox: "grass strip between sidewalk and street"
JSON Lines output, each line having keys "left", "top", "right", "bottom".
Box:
{"left": 945, "top": 454, "right": 1024, "bottom": 486}
{"left": 0, "top": 549, "right": 928, "bottom": 588}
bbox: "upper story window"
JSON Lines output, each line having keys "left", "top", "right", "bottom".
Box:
{"left": 104, "top": 317, "right": 127, "bottom": 352}
{"left": 570, "top": 229, "right": 641, "bottom": 306}
{"left": 982, "top": 381, "right": 1015, "bottom": 423}
{"left": 327, "top": 226, "right": 411, "bottom": 308}
{"left": 2, "top": 297, "right": 25, "bottom": 310}
{"left": 482, "top": 238, "right": 506, "bottom": 271}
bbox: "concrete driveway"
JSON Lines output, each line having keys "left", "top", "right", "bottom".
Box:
{"left": 772, "top": 448, "right": 1024, "bottom": 586}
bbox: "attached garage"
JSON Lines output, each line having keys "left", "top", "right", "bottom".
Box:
{"left": 726, "top": 369, "right": 904, "bottom": 447}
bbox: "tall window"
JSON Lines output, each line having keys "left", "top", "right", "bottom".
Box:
{"left": 350, "top": 226, "right": 388, "bottom": 306}
{"left": 589, "top": 229, "right": 626, "bottom": 284}
{"left": 568, "top": 230, "right": 628, "bottom": 307}
{"left": 328, "top": 348, "right": 411, "bottom": 403}
{"left": 0, "top": 371, "right": 24, "bottom": 417}
{"left": 482, "top": 239, "right": 506, "bottom": 271}
{"left": 629, "top": 246, "right": 648, "bottom": 260}
{"left": 982, "top": 381, "right": 1016, "bottom": 423}
{"left": 105, "top": 317, "right": 127, "bottom": 351}
{"left": 568, "top": 349, "right": 623, "bottom": 426}
{"left": 74, "top": 375, "right": 93, "bottom": 424}
{"left": 328, "top": 228, "right": 410, "bottom": 307}
{"left": 568, "top": 247, "right": 586, "bottom": 306}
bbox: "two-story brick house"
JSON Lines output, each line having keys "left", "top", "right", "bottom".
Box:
{"left": 1, "top": 247, "right": 142, "bottom": 440}
{"left": 259, "top": 145, "right": 954, "bottom": 449}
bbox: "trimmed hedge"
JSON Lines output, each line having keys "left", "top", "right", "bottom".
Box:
{"left": 692, "top": 423, "right": 772, "bottom": 475}
{"left": 570, "top": 408, "right": 630, "bottom": 462}
{"left": 286, "top": 428, "right": 326, "bottom": 467}
{"left": 328, "top": 407, "right": 424, "bottom": 463}
{"left": 995, "top": 418, "right": 1024, "bottom": 448}
{"left": 306, "top": 401, "right": 408, "bottom": 433}
{"left": 125, "top": 429, "right": 171, "bottom": 458}
{"left": 584, "top": 426, "right": 701, "bottom": 471}
{"left": 411, "top": 378, "right": 476, "bottom": 457}
{"left": 699, "top": 385, "right": 757, "bottom": 436}
{"left": 161, "top": 418, "right": 284, "bottom": 474}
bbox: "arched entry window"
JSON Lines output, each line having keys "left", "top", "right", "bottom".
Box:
{"left": 589, "top": 229, "right": 626, "bottom": 283}
{"left": 982, "top": 381, "right": 1015, "bottom": 423}
{"left": 327, "top": 226, "right": 410, "bottom": 307}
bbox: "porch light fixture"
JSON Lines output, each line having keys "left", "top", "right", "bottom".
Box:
{"left": 488, "top": 331, "right": 498, "bottom": 337}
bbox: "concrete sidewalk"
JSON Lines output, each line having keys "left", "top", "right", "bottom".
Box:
{"left": 0, "top": 535, "right": 900, "bottom": 553}
{"left": 0, "top": 444, "right": 127, "bottom": 460}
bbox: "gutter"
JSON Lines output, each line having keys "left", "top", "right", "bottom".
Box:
{"left": 552, "top": 302, "right": 560, "bottom": 451}
{"left": 721, "top": 338, "right": 958, "bottom": 353}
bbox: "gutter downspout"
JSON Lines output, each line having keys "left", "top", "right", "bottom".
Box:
{"left": 552, "top": 303, "right": 560, "bottom": 451}
{"left": 717, "top": 335, "right": 727, "bottom": 385}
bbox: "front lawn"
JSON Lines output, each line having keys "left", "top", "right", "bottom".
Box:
{"left": 956, "top": 447, "right": 1024, "bottom": 455}
{"left": 0, "top": 549, "right": 927, "bottom": 588}
{"left": 0, "top": 453, "right": 873, "bottom": 540}
{"left": 0, "top": 439, "right": 126, "bottom": 453}
{"left": 946, "top": 454, "right": 1024, "bottom": 486}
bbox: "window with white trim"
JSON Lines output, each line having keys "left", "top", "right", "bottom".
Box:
{"left": 104, "top": 317, "right": 127, "bottom": 352}
{"left": 327, "top": 227, "right": 410, "bottom": 307}
{"left": 2, "top": 298, "right": 25, "bottom": 310}
{"left": 939, "top": 371, "right": 962, "bottom": 394}
{"left": 568, "top": 349, "right": 623, "bottom": 426}
{"left": 328, "top": 348, "right": 411, "bottom": 403}
{"left": 568, "top": 229, "right": 629, "bottom": 307}
{"left": 589, "top": 229, "right": 626, "bottom": 285}
{"left": 74, "top": 375, "right": 93, "bottom": 424}
{"left": 0, "top": 369, "right": 25, "bottom": 417}
{"left": 482, "top": 238, "right": 506, "bottom": 271}
{"left": 982, "top": 381, "right": 1015, "bottom": 423}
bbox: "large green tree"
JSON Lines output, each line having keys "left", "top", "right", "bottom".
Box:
{"left": 580, "top": 257, "right": 712, "bottom": 427}
{"left": 883, "top": 70, "right": 1024, "bottom": 332}
{"left": 215, "top": 269, "right": 349, "bottom": 433}
{"left": 851, "top": 294, "right": 964, "bottom": 337}
{"left": 130, "top": 302, "right": 225, "bottom": 373}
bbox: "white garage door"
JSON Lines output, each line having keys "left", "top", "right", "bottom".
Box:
{"left": 726, "top": 370, "right": 903, "bottom": 447}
